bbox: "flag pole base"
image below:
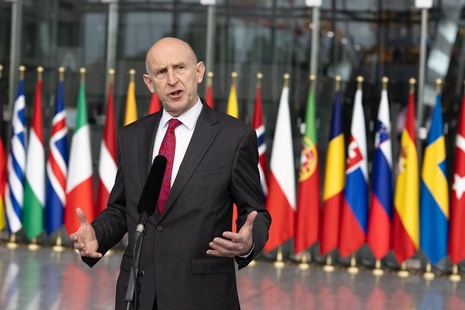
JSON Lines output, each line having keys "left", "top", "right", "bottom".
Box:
{"left": 449, "top": 264, "right": 461, "bottom": 282}
{"left": 273, "top": 246, "right": 285, "bottom": 269}
{"left": 6, "top": 233, "right": 18, "bottom": 249}
{"left": 372, "top": 259, "right": 384, "bottom": 276}
{"left": 398, "top": 262, "right": 409, "bottom": 278}
{"left": 347, "top": 254, "right": 358, "bottom": 274}
{"left": 52, "top": 229, "right": 65, "bottom": 252}
{"left": 298, "top": 251, "right": 310, "bottom": 270}
{"left": 28, "top": 237, "right": 40, "bottom": 251}
{"left": 323, "top": 254, "right": 334, "bottom": 272}
{"left": 423, "top": 262, "right": 435, "bottom": 280}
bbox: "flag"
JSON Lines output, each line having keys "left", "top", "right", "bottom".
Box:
{"left": 45, "top": 73, "right": 68, "bottom": 235}
{"left": 227, "top": 73, "right": 239, "bottom": 118}
{"left": 320, "top": 85, "right": 345, "bottom": 255}
{"left": 206, "top": 72, "right": 215, "bottom": 109}
{"left": 251, "top": 73, "right": 267, "bottom": 201}
{"left": 124, "top": 69, "right": 137, "bottom": 126}
{"left": 367, "top": 81, "right": 394, "bottom": 260}
{"left": 294, "top": 76, "right": 320, "bottom": 254}
{"left": 148, "top": 92, "right": 161, "bottom": 115}
{"left": 0, "top": 80, "right": 7, "bottom": 231}
{"left": 65, "top": 72, "right": 94, "bottom": 235}
{"left": 449, "top": 89, "right": 465, "bottom": 265}
{"left": 392, "top": 80, "right": 419, "bottom": 263}
{"left": 5, "top": 75, "right": 27, "bottom": 234}
{"left": 23, "top": 69, "right": 45, "bottom": 239}
{"left": 96, "top": 77, "right": 117, "bottom": 215}
{"left": 227, "top": 72, "right": 239, "bottom": 230}
{"left": 264, "top": 77, "right": 295, "bottom": 252}
{"left": 339, "top": 81, "right": 368, "bottom": 258}
{"left": 420, "top": 92, "right": 449, "bottom": 265}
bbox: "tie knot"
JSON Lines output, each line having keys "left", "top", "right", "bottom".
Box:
{"left": 167, "top": 118, "right": 182, "bottom": 131}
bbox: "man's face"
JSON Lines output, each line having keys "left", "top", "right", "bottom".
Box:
{"left": 143, "top": 39, "right": 205, "bottom": 117}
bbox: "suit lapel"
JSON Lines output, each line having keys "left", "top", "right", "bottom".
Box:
{"left": 137, "top": 113, "right": 161, "bottom": 190}
{"left": 160, "top": 104, "right": 219, "bottom": 218}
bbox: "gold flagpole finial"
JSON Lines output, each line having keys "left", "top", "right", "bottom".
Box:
{"left": 231, "top": 71, "right": 237, "bottom": 86}
{"left": 80, "top": 67, "right": 86, "bottom": 82}
{"left": 256, "top": 72, "right": 263, "bottom": 88}
{"left": 309, "top": 74, "right": 316, "bottom": 90}
{"left": 207, "top": 72, "right": 213, "bottom": 86}
{"left": 59, "top": 67, "right": 65, "bottom": 81}
{"left": 382, "top": 76, "right": 389, "bottom": 91}
{"left": 129, "top": 69, "right": 136, "bottom": 82}
{"left": 109, "top": 69, "right": 115, "bottom": 83}
{"left": 435, "top": 79, "right": 442, "bottom": 94}
{"left": 19, "top": 65, "right": 26, "bottom": 80}
{"left": 335, "top": 75, "right": 341, "bottom": 92}
{"left": 357, "top": 76, "right": 363, "bottom": 91}
{"left": 409, "top": 78, "right": 416, "bottom": 94}
{"left": 0, "top": 64, "right": 3, "bottom": 79}
{"left": 37, "top": 66, "right": 44, "bottom": 81}
{"left": 283, "top": 73, "right": 290, "bottom": 88}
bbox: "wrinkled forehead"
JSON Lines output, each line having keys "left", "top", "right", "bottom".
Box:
{"left": 146, "top": 40, "right": 198, "bottom": 71}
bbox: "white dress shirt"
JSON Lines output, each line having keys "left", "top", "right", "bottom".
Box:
{"left": 152, "top": 97, "right": 203, "bottom": 186}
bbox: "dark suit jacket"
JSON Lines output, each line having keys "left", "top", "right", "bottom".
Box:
{"left": 84, "top": 101, "right": 271, "bottom": 309}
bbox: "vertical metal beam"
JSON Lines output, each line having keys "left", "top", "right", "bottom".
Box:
{"left": 310, "top": 7, "right": 320, "bottom": 78}
{"left": 105, "top": 0, "right": 119, "bottom": 98}
{"left": 417, "top": 8, "right": 428, "bottom": 128}
{"left": 8, "top": 0, "right": 23, "bottom": 113}
{"left": 204, "top": 4, "right": 216, "bottom": 96}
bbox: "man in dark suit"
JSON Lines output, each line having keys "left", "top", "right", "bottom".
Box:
{"left": 70, "top": 37, "right": 271, "bottom": 309}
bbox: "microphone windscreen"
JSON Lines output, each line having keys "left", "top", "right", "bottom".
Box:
{"left": 137, "top": 155, "right": 167, "bottom": 216}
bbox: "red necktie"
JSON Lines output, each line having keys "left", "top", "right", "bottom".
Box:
{"left": 157, "top": 118, "right": 181, "bottom": 214}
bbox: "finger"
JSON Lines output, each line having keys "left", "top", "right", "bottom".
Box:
{"left": 76, "top": 207, "right": 89, "bottom": 225}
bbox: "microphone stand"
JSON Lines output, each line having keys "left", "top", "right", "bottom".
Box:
{"left": 125, "top": 213, "right": 148, "bottom": 310}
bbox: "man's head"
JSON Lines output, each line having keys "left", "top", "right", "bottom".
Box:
{"left": 143, "top": 37, "right": 205, "bottom": 117}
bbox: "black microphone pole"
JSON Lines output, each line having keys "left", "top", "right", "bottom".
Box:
{"left": 125, "top": 155, "right": 167, "bottom": 309}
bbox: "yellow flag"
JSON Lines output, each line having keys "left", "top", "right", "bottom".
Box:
{"left": 227, "top": 72, "right": 238, "bottom": 118}
{"left": 124, "top": 70, "right": 138, "bottom": 125}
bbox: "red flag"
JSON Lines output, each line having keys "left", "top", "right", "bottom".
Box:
{"left": 205, "top": 72, "right": 214, "bottom": 109}
{"left": 251, "top": 73, "right": 267, "bottom": 200}
{"left": 264, "top": 77, "right": 295, "bottom": 252}
{"left": 96, "top": 75, "right": 117, "bottom": 215}
{"left": 294, "top": 76, "right": 320, "bottom": 254}
{"left": 448, "top": 89, "right": 465, "bottom": 265}
{"left": 148, "top": 92, "right": 161, "bottom": 114}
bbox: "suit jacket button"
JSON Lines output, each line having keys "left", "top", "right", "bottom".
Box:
{"left": 156, "top": 225, "right": 163, "bottom": 231}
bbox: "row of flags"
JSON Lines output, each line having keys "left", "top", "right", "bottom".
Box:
{"left": 1, "top": 66, "right": 465, "bottom": 270}
{"left": 263, "top": 74, "right": 465, "bottom": 269}
{"left": 0, "top": 67, "right": 163, "bottom": 239}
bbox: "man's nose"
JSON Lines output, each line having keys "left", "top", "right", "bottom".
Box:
{"left": 167, "top": 69, "right": 177, "bottom": 85}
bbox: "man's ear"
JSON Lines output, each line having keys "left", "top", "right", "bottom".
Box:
{"left": 143, "top": 74, "right": 154, "bottom": 93}
{"left": 196, "top": 61, "right": 206, "bottom": 84}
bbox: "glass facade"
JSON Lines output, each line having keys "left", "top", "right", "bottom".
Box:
{"left": 1, "top": 0, "right": 465, "bottom": 255}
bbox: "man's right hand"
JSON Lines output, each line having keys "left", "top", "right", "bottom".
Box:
{"left": 69, "top": 207, "right": 102, "bottom": 258}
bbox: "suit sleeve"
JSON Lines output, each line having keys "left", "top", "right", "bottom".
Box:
{"left": 230, "top": 126, "right": 271, "bottom": 269}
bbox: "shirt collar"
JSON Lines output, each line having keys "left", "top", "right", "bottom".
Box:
{"left": 160, "top": 97, "right": 202, "bottom": 130}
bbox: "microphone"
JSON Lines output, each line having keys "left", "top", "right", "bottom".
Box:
{"left": 136, "top": 155, "right": 167, "bottom": 233}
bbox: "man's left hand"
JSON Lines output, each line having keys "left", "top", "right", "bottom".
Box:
{"left": 207, "top": 211, "right": 257, "bottom": 257}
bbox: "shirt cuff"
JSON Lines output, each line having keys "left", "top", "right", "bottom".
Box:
{"left": 238, "top": 243, "right": 255, "bottom": 258}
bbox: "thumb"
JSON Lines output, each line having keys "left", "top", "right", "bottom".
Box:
{"left": 76, "top": 207, "right": 89, "bottom": 225}
{"left": 243, "top": 211, "right": 257, "bottom": 230}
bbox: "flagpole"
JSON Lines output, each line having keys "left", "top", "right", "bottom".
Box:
{"left": 424, "top": 262, "right": 435, "bottom": 280}
{"left": 398, "top": 261, "right": 409, "bottom": 278}
{"left": 347, "top": 253, "right": 358, "bottom": 275}
{"left": 8, "top": 0, "right": 23, "bottom": 113}
{"left": 373, "top": 259, "right": 383, "bottom": 276}
{"left": 274, "top": 245, "right": 285, "bottom": 269}
{"left": 450, "top": 264, "right": 461, "bottom": 282}
{"left": 323, "top": 252, "right": 334, "bottom": 272}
